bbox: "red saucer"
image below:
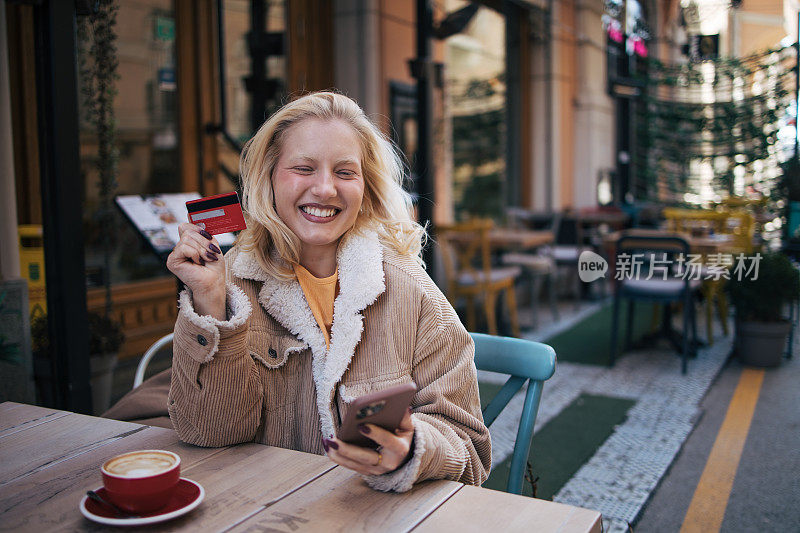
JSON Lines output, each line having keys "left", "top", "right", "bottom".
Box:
{"left": 81, "top": 477, "right": 204, "bottom": 526}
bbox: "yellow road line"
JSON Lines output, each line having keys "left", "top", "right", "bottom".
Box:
{"left": 680, "top": 367, "right": 765, "bottom": 533}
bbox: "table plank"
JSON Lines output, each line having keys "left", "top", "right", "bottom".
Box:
{"left": 412, "top": 485, "right": 602, "bottom": 533}
{"left": 228, "top": 467, "right": 462, "bottom": 533}
{"left": 0, "top": 412, "right": 146, "bottom": 485}
{"left": 137, "top": 444, "right": 336, "bottom": 532}
{"left": 0, "top": 425, "right": 224, "bottom": 531}
{"left": 0, "top": 402, "right": 69, "bottom": 437}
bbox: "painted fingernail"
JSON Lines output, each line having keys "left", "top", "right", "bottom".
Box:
{"left": 327, "top": 439, "right": 339, "bottom": 450}
{"left": 358, "top": 424, "right": 370, "bottom": 434}
{"left": 199, "top": 257, "right": 206, "bottom": 266}
{"left": 205, "top": 252, "right": 218, "bottom": 261}
{"left": 199, "top": 229, "right": 213, "bottom": 240}
{"left": 209, "top": 243, "right": 221, "bottom": 254}
{"left": 322, "top": 439, "right": 329, "bottom": 452}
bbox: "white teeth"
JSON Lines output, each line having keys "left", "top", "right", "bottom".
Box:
{"left": 301, "top": 206, "right": 337, "bottom": 218}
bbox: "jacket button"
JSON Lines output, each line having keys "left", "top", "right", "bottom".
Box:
{"left": 197, "top": 334, "right": 208, "bottom": 346}
{"left": 268, "top": 348, "right": 278, "bottom": 358}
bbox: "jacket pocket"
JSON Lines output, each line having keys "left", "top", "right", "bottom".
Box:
{"left": 249, "top": 327, "right": 309, "bottom": 413}
{"left": 249, "top": 327, "right": 308, "bottom": 369}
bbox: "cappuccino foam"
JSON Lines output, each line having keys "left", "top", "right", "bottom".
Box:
{"left": 104, "top": 451, "right": 176, "bottom": 478}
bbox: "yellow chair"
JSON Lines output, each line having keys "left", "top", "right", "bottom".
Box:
{"left": 662, "top": 208, "right": 758, "bottom": 345}
{"left": 722, "top": 209, "right": 757, "bottom": 254}
{"left": 661, "top": 208, "right": 731, "bottom": 345}
{"left": 437, "top": 220, "right": 522, "bottom": 337}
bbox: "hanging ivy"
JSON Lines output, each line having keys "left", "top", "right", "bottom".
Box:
{"left": 77, "top": 0, "right": 120, "bottom": 319}
{"left": 633, "top": 43, "right": 796, "bottom": 204}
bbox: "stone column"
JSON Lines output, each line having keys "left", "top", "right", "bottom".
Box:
{"left": 333, "top": 0, "right": 381, "bottom": 116}
{"left": 572, "top": 0, "right": 615, "bottom": 208}
{"left": 0, "top": 6, "right": 21, "bottom": 280}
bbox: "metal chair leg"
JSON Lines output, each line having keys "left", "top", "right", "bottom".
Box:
{"left": 682, "top": 292, "right": 691, "bottom": 374}
{"left": 691, "top": 297, "right": 699, "bottom": 356}
{"left": 548, "top": 271, "right": 559, "bottom": 322}
{"left": 702, "top": 282, "right": 714, "bottom": 346}
{"left": 610, "top": 293, "right": 621, "bottom": 366}
{"left": 530, "top": 275, "right": 543, "bottom": 330}
{"left": 625, "top": 300, "right": 634, "bottom": 351}
{"left": 787, "top": 299, "right": 797, "bottom": 359}
{"left": 717, "top": 287, "right": 730, "bottom": 336}
{"left": 573, "top": 270, "right": 581, "bottom": 311}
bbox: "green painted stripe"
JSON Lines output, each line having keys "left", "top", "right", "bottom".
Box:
{"left": 545, "top": 302, "right": 658, "bottom": 365}
{"left": 480, "top": 392, "right": 635, "bottom": 499}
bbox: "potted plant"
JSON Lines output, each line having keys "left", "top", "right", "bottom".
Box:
{"left": 31, "top": 312, "right": 124, "bottom": 413}
{"left": 778, "top": 157, "right": 800, "bottom": 248}
{"left": 727, "top": 252, "right": 800, "bottom": 367}
{"left": 87, "top": 311, "right": 125, "bottom": 413}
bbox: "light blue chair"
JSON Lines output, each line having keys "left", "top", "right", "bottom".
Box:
{"left": 470, "top": 332, "right": 557, "bottom": 495}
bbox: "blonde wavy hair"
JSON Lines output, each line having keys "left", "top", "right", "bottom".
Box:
{"left": 236, "top": 91, "right": 426, "bottom": 280}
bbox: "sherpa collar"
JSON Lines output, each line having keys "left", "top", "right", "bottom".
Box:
{"left": 230, "top": 230, "right": 386, "bottom": 438}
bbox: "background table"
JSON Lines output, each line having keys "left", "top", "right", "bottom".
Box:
{"left": 601, "top": 228, "right": 734, "bottom": 256}
{"left": 448, "top": 228, "right": 555, "bottom": 252}
{"left": 0, "top": 402, "right": 601, "bottom": 532}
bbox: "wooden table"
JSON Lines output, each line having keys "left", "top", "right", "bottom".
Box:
{"left": 602, "top": 228, "right": 735, "bottom": 255}
{"left": 449, "top": 228, "right": 555, "bottom": 251}
{"left": 0, "top": 402, "right": 601, "bottom": 532}
{"left": 488, "top": 229, "right": 555, "bottom": 250}
{"left": 576, "top": 211, "right": 629, "bottom": 229}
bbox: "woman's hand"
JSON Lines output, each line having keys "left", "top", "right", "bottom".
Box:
{"left": 166, "top": 223, "right": 226, "bottom": 320}
{"left": 322, "top": 409, "right": 415, "bottom": 475}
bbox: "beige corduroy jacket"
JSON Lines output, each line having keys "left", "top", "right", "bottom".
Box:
{"left": 168, "top": 229, "right": 491, "bottom": 492}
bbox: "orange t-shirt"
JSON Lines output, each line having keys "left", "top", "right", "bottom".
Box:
{"left": 293, "top": 264, "right": 338, "bottom": 349}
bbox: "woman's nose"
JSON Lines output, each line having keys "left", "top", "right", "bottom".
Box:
{"left": 311, "top": 170, "right": 337, "bottom": 198}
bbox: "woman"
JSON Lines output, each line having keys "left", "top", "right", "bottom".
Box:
{"left": 166, "top": 91, "right": 490, "bottom": 492}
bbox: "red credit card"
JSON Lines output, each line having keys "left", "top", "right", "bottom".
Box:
{"left": 186, "top": 192, "right": 247, "bottom": 235}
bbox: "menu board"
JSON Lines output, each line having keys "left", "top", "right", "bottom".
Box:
{"left": 116, "top": 193, "right": 237, "bottom": 256}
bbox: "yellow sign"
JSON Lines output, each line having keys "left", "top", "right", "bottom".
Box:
{"left": 18, "top": 225, "right": 46, "bottom": 318}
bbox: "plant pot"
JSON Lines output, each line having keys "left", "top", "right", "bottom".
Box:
{"left": 90, "top": 352, "right": 118, "bottom": 414}
{"left": 735, "top": 320, "right": 791, "bottom": 368}
{"left": 788, "top": 201, "right": 800, "bottom": 240}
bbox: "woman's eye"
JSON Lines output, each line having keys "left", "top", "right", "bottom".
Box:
{"left": 294, "top": 166, "right": 313, "bottom": 173}
{"left": 337, "top": 169, "right": 357, "bottom": 178}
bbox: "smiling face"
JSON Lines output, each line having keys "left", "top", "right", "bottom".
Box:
{"left": 272, "top": 118, "right": 365, "bottom": 268}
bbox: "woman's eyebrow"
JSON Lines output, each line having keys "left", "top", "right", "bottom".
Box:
{"left": 286, "top": 155, "right": 360, "bottom": 167}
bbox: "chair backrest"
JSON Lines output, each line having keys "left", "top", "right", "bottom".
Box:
{"left": 505, "top": 208, "right": 561, "bottom": 233}
{"left": 662, "top": 208, "right": 727, "bottom": 235}
{"left": 133, "top": 333, "right": 174, "bottom": 389}
{"left": 555, "top": 211, "right": 584, "bottom": 246}
{"left": 470, "top": 332, "right": 556, "bottom": 494}
{"left": 615, "top": 233, "right": 691, "bottom": 284}
{"left": 437, "top": 220, "right": 494, "bottom": 295}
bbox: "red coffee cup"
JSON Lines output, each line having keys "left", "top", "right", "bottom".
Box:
{"left": 101, "top": 449, "right": 181, "bottom": 513}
